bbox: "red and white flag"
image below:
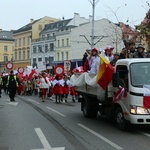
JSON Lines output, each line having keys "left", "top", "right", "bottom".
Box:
{"left": 113, "top": 87, "right": 127, "bottom": 102}
{"left": 143, "top": 85, "right": 150, "bottom": 108}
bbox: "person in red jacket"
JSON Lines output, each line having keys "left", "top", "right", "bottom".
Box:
{"left": 52, "top": 74, "right": 64, "bottom": 103}
{"left": 62, "top": 75, "right": 70, "bottom": 103}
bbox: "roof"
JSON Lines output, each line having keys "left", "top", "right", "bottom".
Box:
{"left": 13, "top": 19, "right": 40, "bottom": 34}
{"left": 0, "top": 30, "right": 14, "bottom": 41}
{"left": 41, "top": 19, "right": 72, "bottom": 33}
{"left": 116, "top": 58, "right": 150, "bottom": 66}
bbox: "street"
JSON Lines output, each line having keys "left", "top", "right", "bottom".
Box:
{"left": 0, "top": 91, "right": 150, "bottom": 150}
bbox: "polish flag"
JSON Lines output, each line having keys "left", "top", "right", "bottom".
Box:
{"left": 143, "top": 85, "right": 150, "bottom": 108}
{"left": 113, "top": 87, "right": 127, "bottom": 102}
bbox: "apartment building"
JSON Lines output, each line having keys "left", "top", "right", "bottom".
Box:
{"left": 71, "top": 18, "right": 123, "bottom": 59}
{"left": 13, "top": 16, "right": 59, "bottom": 69}
{"left": 31, "top": 13, "right": 92, "bottom": 71}
{"left": 0, "top": 29, "right": 14, "bottom": 72}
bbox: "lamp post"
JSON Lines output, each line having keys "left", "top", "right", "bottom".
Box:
{"left": 89, "top": 0, "right": 100, "bottom": 48}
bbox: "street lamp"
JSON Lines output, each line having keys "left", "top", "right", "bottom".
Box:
{"left": 88, "top": 0, "right": 100, "bottom": 48}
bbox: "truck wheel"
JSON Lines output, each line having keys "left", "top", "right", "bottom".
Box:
{"left": 83, "top": 100, "right": 98, "bottom": 118}
{"left": 115, "top": 107, "right": 126, "bottom": 130}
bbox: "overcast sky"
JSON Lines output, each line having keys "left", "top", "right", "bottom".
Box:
{"left": 0, "top": 0, "right": 149, "bottom": 30}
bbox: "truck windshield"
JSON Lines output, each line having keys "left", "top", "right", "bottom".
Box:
{"left": 130, "top": 62, "right": 150, "bottom": 87}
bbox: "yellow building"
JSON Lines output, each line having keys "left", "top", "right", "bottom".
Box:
{"left": 13, "top": 16, "right": 59, "bottom": 69}
{"left": 0, "top": 29, "right": 14, "bottom": 72}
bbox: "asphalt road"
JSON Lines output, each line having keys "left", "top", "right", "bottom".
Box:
{"left": 0, "top": 91, "right": 150, "bottom": 150}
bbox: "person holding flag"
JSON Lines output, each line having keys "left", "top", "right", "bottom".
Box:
{"left": 88, "top": 48, "right": 100, "bottom": 74}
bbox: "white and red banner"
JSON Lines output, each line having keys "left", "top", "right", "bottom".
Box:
{"left": 113, "top": 87, "right": 127, "bottom": 102}
{"left": 142, "top": 85, "right": 150, "bottom": 108}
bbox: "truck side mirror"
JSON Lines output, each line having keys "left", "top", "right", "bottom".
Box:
{"left": 112, "top": 72, "right": 119, "bottom": 87}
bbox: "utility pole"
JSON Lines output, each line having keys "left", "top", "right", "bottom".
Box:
{"left": 89, "top": 0, "right": 100, "bottom": 48}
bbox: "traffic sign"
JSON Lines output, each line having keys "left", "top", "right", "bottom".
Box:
{"left": 6, "top": 63, "right": 14, "bottom": 70}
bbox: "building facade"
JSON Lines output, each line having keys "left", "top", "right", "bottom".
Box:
{"left": 0, "top": 29, "right": 14, "bottom": 72}
{"left": 31, "top": 13, "right": 92, "bottom": 72}
{"left": 13, "top": 16, "right": 59, "bottom": 69}
{"left": 71, "top": 18, "right": 123, "bottom": 60}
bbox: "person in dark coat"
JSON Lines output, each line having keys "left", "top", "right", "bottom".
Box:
{"left": 119, "top": 48, "right": 127, "bottom": 59}
{"left": 134, "top": 44, "right": 145, "bottom": 58}
{"left": 6, "top": 70, "right": 20, "bottom": 101}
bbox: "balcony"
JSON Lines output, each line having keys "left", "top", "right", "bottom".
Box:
{"left": 32, "top": 36, "right": 56, "bottom": 42}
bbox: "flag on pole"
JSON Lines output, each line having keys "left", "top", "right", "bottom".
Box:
{"left": 113, "top": 87, "right": 127, "bottom": 102}
{"left": 96, "top": 55, "right": 114, "bottom": 90}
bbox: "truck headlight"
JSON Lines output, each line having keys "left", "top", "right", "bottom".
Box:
{"left": 130, "top": 105, "right": 149, "bottom": 115}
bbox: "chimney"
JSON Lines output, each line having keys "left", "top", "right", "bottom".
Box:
{"left": 30, "top": 19, "right": 34, "bottom": 23}
{"left": 89, "top": 15, "right": 92, "bottom": 22}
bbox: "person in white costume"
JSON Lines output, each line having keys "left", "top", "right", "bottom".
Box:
{"left": 88, "top": 48, "right": 100, "bottom": 74}
{"left": 102, "top": 46, "right": 114, "bottom": 62}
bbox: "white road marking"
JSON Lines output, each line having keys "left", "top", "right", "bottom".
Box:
{"left": 77, "top": 123, "right": 123, "bottom": 150}
{"left": 46, "top": 107, "right": 66, "bottom": 117}
{"left": 28, "top": 99, "right": 40, "bottom": 104}
{"left": 6, "top": 98, "right": 19, "bottom": 106}
{"left": 6, "top": 99, "right": 10, "bottom": 102}
{"left": 140, "top": 131, "right": 150, "bottom": 138}
{"left": 31, "top": 128, "right": 65, "bottom": 150}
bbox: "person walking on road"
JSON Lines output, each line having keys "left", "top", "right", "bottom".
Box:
{"left": 6, "top": 70, "right": 20, "bottom": 101}
{"left": 39, "top": 72, "right": 51, "bottom": 102}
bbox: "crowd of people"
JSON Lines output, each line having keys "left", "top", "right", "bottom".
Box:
{"left": 0, "top": 41, "right": 148, "bottom": 103}
{"left": 82, "top": 41, "right": 147, "bottom": 74}
{"left": 0, "top": 71, "right": 78, "bottom": 103}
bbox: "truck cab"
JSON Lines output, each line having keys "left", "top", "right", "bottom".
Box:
{"left": 112, "top": 59, "right": 150, "bottom": 129}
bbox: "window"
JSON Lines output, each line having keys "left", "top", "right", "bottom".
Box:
{"left": 39, "top": 24, "right": 42, "bottom": 30}
{"left": 49, "top": 56, "right": 54, "bottom": 63}
{"left": 15, "top": 39, "right": 17, "bottom": 47}
{"left": 66, "top": 38, "right": 69, "bottom": 46}
{"left": 27, "top": 50, "right": 30, "bottom": 59}
{"left": 33, "top": 46, "right": 36, "bottom": 53}
{"left": 45, "top": 44, "right": 48, "bottom": 53}
{"left": 28, "top": 37, "right": 30, "bottom": 45}
{"left": 66, "top": 52, "right": 68, "bottom": 60}
{"left": 38, "top": 57, "right": 42, "bottom": 62}
{"left": 58, "top": 40, "right": 60, "bottom": 47}
{"left": 19, "top": 52, "right": 21, "bottom": 60}
{"left": 116, "top": 65, "right": 128, "bottom": 91}
{"left": 50, "top": 43, "right": 54, "bottom": 51}
{"left": 15, "top": 52, "right": 17, "bottom": 60}
{"left": 33, "top": 58, "right": 36, "bottom": 64}
{"left": 4, "top": 56, "right": 8, "bottom": 62}
{"left": 23, "top": 37, "right": 25, "bottom": 46}
{"left": 23, "top": 51, "right": 25, "bottom": 60}
{"left": 62, "top": 52, "right": 64, "bottom": 60}
{"left": 130, "top": 63, "right": 150, "bottom": 87}
{"left": 52, "top": 33, "right": 55, "bottom": 37}
{"left": 57, "top": 53, "right": 59, "bottom": 61}
{"left": 38, "top": 45, "right": 42, "bottom": 53}
{"left": 19, "top": 39, "right": 21, "bottom": 47}
{"left": 42, "top": 35, "right": 45, "bottom": 40}
{"left": 4, "top": 46, "right": 8, "bottom": 52}
{"left": 47, "top": 34, "right": 50, "bottom": 40}
{"left": 62, "top": 39, "right": 64, "bottom": 47}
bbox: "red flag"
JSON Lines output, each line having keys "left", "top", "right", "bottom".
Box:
{"left": 142, "top": 85, "right": 150, "bottom": 108}
{"left": 143, "top": 96, "right": 150, "bottom": 108}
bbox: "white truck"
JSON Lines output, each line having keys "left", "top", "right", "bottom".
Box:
{"left": 70, "top": 58, "right": 150, "bottom": 130}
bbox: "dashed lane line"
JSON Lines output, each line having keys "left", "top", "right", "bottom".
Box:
{"left": 140, "top": 131, "right": 150, "bottom": 138}
{"left": 77, "top": 123, "right": 123, "bottom": 150}
{"left": 46, "top": 107, "right": 66, "bottom": 117}
{"left": 27, "top": 99, "right": 40, "bottom": 105}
